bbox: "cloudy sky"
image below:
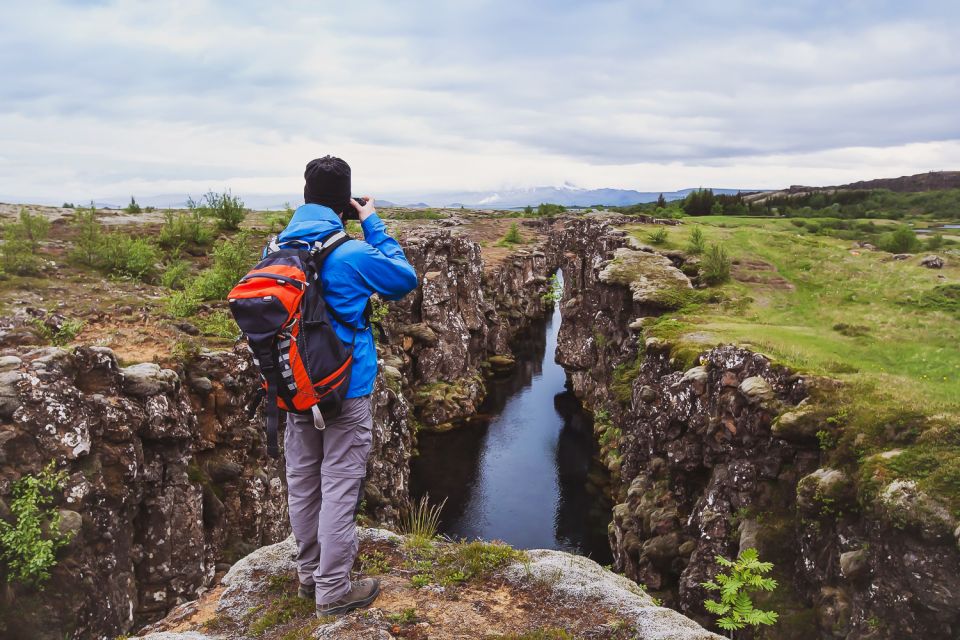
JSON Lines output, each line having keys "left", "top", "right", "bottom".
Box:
{"left": 2, "top": 0, "right": 959, "bottom": 203}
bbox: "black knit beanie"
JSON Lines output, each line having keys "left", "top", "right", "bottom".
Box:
{"left": 303, "top": 156, "right": 351, "bottom": 215}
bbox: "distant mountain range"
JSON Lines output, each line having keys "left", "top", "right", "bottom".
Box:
{"left": 62, "top": 185, "right": 755, "bottom": 210}
{"left": 8, "top": 171, "right": 956, "bottom": 211}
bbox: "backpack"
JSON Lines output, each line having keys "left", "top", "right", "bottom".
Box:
{"left": 227, "top": 230, "right": 361, "bottom": 458}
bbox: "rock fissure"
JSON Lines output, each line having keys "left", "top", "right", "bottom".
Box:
{"left": 3, "top": 214, "right": 956, "bottom": 639}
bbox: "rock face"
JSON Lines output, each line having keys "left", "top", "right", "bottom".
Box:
{"left": 550, "top": 217, "right": 960, "bottom": 639}
{"left": 0, "top": 225, "right": 557, "bottom": 638}
{"left": 383, "top": 227, "right": 555, "bottom": 429}
{"left": 0, "top": 345, "right": 288, "bottom": 639}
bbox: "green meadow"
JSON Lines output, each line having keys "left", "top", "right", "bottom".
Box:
{"left": 627, "top": 216, "right": 960, "bottom": 511}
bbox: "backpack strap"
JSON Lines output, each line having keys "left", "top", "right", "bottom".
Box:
{"left": 310, "top": 230, "right": 369, "bottom": 337}
{"left": 264, "top": 380, "right": 280, "bottom": 458}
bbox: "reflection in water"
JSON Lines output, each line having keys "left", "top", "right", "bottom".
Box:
{"left": 410, "top": 273, "right": 612, "bottom": 563}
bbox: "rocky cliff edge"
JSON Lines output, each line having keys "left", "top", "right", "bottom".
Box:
{"left": 134, "top": 528, "right": 721, "bottom": 640}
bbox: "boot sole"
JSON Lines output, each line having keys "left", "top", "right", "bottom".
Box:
{"left": 316, "top": 582, "right": 381, "bottom": 617}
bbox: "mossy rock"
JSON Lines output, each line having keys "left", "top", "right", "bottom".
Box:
{"left": 598, "top": 247, "right": 693, "bottom": 310}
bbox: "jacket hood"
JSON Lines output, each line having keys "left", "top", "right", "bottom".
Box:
{"left": 277, "top": 203, "right": 344, "bottom": 246}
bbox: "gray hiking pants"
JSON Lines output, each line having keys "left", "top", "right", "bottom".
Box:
{"left": 284, "top": 395, "right": 373, "bottom": 605}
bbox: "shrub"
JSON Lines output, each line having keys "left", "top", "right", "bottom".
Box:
{"left": 266, "top": 203, "right": 295, "bottom": 233}
{"left": 702, "top": 548, "right": 779, "bottom": 634}
{"left": 500, "top": 222, "right": 523, "bottom": 245}
{"left": 536, "top": 203, "right": 566, "bottom": 217}
{"left": 32, "top": 318, "right": 84, "bottom": 347}
{"left": 98, "top": 234, "right": 161, "bottom": 281}
{"left": 68, "top": 206, "right": 160, "bottom": 281}
{"left": 186, "top": 233, "right": 254, "bottom": 301}
{"left": 541, "top": 273, "right": 562, "bottom": 303}
{"left": 164, "top": 291, "right": 201, "bottom": 318}
{"left": 927, "top": 233, "right": 945, "bottom": 250}
{"left": 125, "top": 196, "right": 141, "bottom": 214}
{"left": 196, "top": 310, "right": 239, "bottom": 338}
{"left": 646, "top": 227, "right": 669, "bottom": 245}
{"left": 0, "top": 462, "right": 75, "bottom": 587}
{"left": 191, "top": 190, "right": 246, "bottom": 231}
{"left": 701, "top": 243, "right": 732, "bottom": 285}
{"left": 6, "top": 209, "right": 50, "bottom": 250}
{"left": 69, "top": 205, "right": 102, "bottom": 266}
{"left": 1, "top": 209, "right": 50, "bottom": 275}
{"left": 160, "top": 260, "right": 191, "bottom": 290}
{"left": 879, "top": 226, "right": 920, "bottom": 253}
{"left": 383, "top": 208, "right": 446, "bottom": 221}
{"left": 159, "top": 209, "right": 213, "bottom": 250}
{"left": 687, "top": 226, "right": 706, "bottom": 255}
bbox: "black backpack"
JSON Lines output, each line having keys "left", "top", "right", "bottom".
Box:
{"left": 227, "top": 230, "right": 361, "bottom": 457}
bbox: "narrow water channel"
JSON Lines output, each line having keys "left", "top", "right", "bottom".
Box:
{"left": 410, "top": 274, "right": 613, "bottom": 564}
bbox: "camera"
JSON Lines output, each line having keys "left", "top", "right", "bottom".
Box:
{"left": 340, "top": 197, "right": 367, "bottom": 221}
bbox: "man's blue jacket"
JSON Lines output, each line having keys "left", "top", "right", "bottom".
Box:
{"left": 276, "top": 203, "right": 418, "bottom": 398}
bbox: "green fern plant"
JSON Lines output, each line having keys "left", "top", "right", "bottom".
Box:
{"left": 701, "top": 548, "right": 779, "bottom": 637}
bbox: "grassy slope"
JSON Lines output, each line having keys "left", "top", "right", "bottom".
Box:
{"left": 626, "top": 216, "right": 960, "bottom": 512}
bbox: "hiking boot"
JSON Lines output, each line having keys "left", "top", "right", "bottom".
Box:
{"left": 316, "top": 578, "right": 380, "bottom": 617}
{"left": 297, "top": 583, "right": 315, "bottom": 600}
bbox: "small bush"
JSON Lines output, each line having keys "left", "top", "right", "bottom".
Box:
{"left": 191, "top": 190, "right": 247, "bottom": 231}
{"left": 68, "top": 206, "right": 161, "bottom": 281}
{"left": 701, "top": 243, "right": 732, "bottom": 285}
{"left": 383, "top": 209, "right": 446, "bottom": 221}
{"left": 687, "top": 226, "right": 706, "bottom": 254}
{"left": 164, "top": 290, "right": 202, "bottom": 318}
{"left": 69, "top": 205, "right": 101, "bottom": 266}
{"left": 125, "top": 196, "right": 141, "bottom": 214}
{"left": 98, "top": 234, "right": 161, "bottom": 281}
{"left": 0, "top": 462, "right": 75, "bottom": 587}
{"left": 909, "top": 283, "right": 960, "bottom": 315}
{"left": 32, "top": 318, "right": 84, "bottom": 347}
{"left": 879, "top": 226, "right": 920, "bottom": 253}
{"left": 185, "top": 233, "right": 254, "bottom": 302}
{"left": 159, "top": 209, "right": 213, "bottom": 250}
{"left": 196, "top": 310, "right": 239, "bottom": 338}
{"left": 541, "top": 273, "right": 562, "bottom": 304}
{"left": 646, "top": 227, "right": 669, "bottom": 245}
{"left": 161, "top": 260, "right": 192, "bottom": 290}
{"left": 266, "top": 203, "right": 295, "bottom": 233}
{"left": 927, "top": 233, "right": 945, "bottom": 250}
{"left": 1, "top": 209, "right": 51, "bottom": 275}
{"left": 500, "top": 222, "right": 523, "bottom": 245}
{"left": 6, "top": 209, "right": 50, "bottom": 250}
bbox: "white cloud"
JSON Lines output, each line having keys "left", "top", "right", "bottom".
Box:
{"left": 1, "top": 0, "right": 958, "bottom": 202}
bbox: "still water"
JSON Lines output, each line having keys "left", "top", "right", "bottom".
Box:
{"left": 410, "top": 276, "right": 613, "bottom": 564}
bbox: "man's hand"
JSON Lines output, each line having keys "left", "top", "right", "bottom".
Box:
{"left": 350, "top": 196, "right": 376, "bottom": 222}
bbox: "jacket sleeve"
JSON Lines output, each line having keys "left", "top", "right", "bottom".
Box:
{"left": 351, "top": 213, "right": 419, "bottom": 300}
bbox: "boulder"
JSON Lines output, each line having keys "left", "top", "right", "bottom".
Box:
{"left": 738, "top": 376, "right": 775, "bottom": 405}
{"left": 771, "top": 406, "right": 820, "bottom": 441}
{"left": 920, "top": 254, "right": 945, "bottom": 269}
{"left": 398, "top": 323, "right": 438, "bottom": 346}
{"left": 796, "top": 468, "right": 853, "bottom": 514}
{"left": 121, "top": 363, "right": 179, "bottom": 397}
{"left": 839, "top": 548, "right": 868, "bottom": 580}
{"left": 0, "top": 369, "right": 24, "bottom": 419}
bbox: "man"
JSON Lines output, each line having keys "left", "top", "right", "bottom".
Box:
{"left": 278, "top": 156, "right": 417, "bottom": 617}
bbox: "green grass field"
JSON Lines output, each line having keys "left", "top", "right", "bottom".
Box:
{"left": 629, "top": 217, "right": 959, "bottom": 405}
{"left": 627, "top": 216, "right": 960, "bottom": 511}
